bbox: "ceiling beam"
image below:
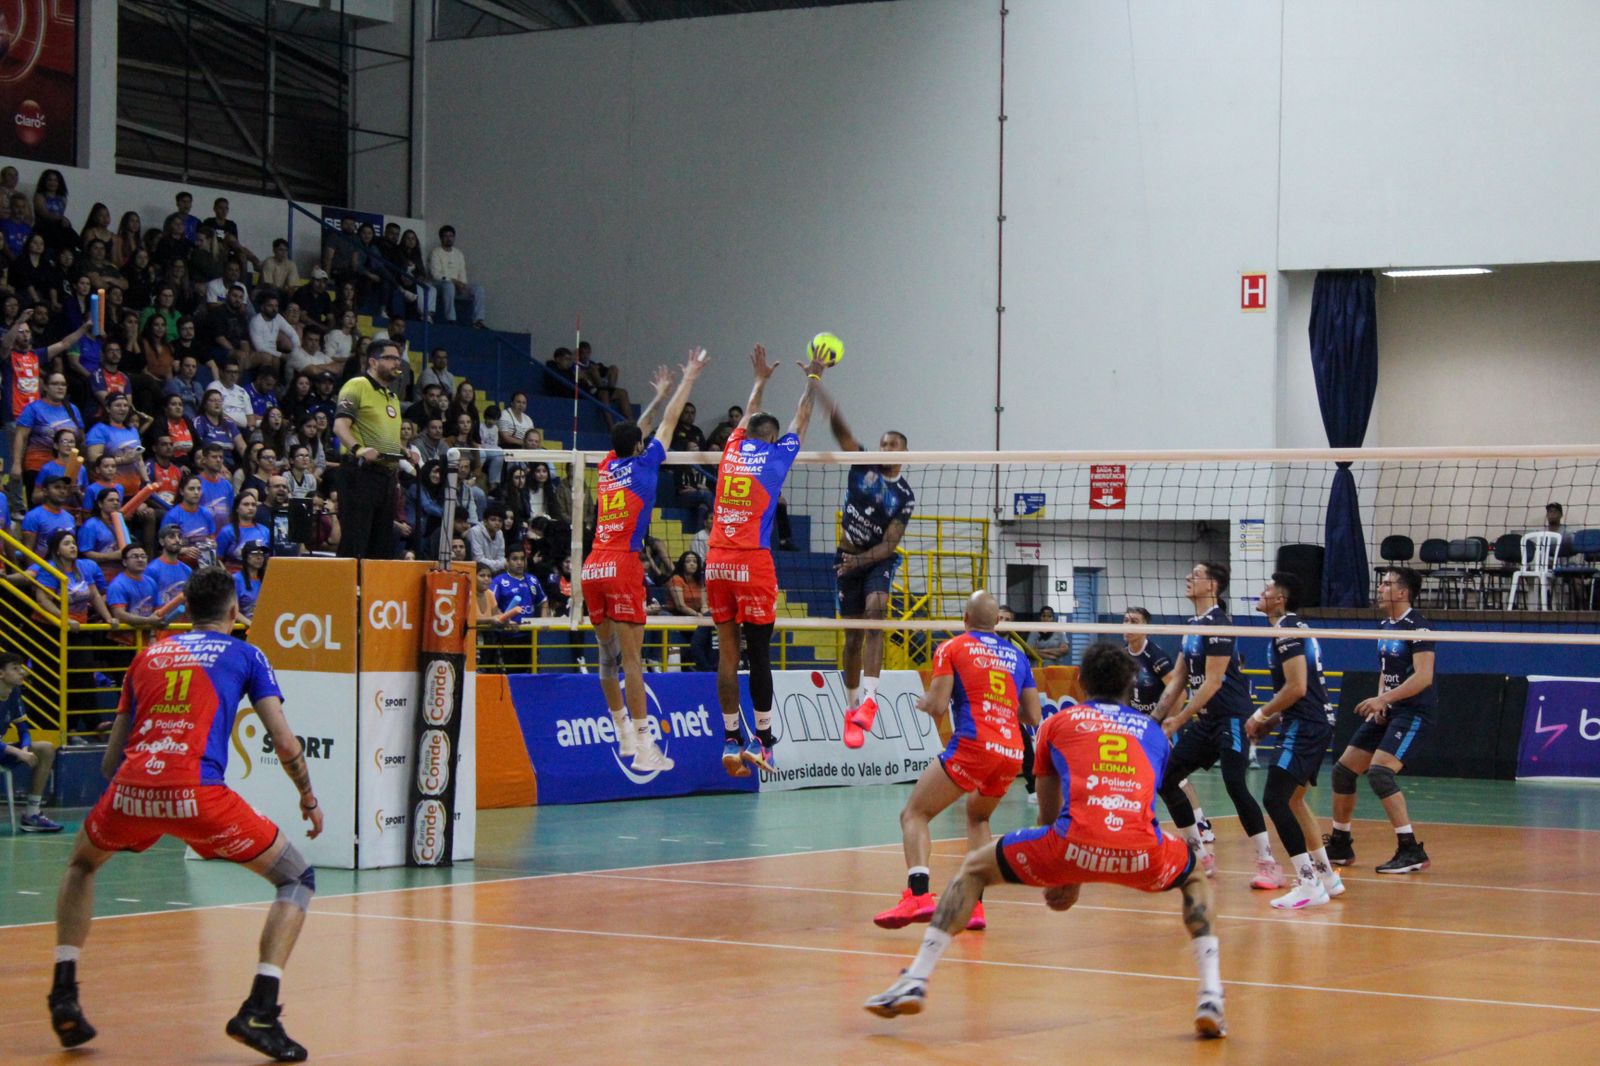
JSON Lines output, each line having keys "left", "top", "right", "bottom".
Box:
{"left": 448, "top": 0, "right": 558, "bottom": 31}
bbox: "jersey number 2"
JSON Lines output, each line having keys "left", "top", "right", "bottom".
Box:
{"left": 1097, "top": 734, "right": 1129, "bottom": 764}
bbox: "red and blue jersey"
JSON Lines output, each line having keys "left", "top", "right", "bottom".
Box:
{"left": 933, "top": 630, "right": 1034, "bottom": 753}
{"left": 709, "top": 427, "right": 801, "bottom": 552}
{"left": 115, "top": 631, "right": 283, "bottom": 788}
{"left": 1035, "top": 700, "right": 1170, "bottom": 849}
{"left": 592, "top": 438, "right": 666, "bottom": 554}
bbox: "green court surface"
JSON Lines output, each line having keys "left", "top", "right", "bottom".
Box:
{"left": 3, "top": 772, "right": 1599, "bottom": 928}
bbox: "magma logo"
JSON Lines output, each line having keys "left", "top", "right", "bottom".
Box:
{"left": 411, "top": 798, "right": 446, "bottom": 863}
{"left": 416, "top": 728, "right": 451, "bottom": 796}
{"left": 553, "top": 684, "right": 714, "bottom": 784}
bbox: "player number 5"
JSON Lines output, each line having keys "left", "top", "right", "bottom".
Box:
{"left": 987, "top": 670, "right": 1009, "bottom": 698}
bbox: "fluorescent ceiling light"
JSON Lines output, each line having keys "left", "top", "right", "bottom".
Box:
{"left": 1380, "top": 267, "right": 1493, "bottom": 278}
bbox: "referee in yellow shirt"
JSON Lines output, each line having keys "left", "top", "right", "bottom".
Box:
{"left": 332, "top": 339, "right": 406, "bottom": 559}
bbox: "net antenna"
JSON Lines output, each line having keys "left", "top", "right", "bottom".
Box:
{"left": 570, "top": 313, "right": 582, "bottom": 453}
{"left": 438, "top": 447, "right": 461, "bottom": 569}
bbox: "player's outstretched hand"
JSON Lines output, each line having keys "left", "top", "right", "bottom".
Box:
{"left": 751, "top": 344, "right": 778, "bottom": 382}
{"left": 683, "top": 347, "right": 708, "bottom": 377}
{"left": 650, "top": 364, "right": 673, "bottom": 396}
{"left": 796, "top": 354, "right": 828, "bottom": 378}
{"left": 301, "top": 795, "right": 324, "bottom": 839}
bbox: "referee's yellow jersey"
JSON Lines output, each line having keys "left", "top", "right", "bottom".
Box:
{"left": 335, "top": 374, "right": 403, "bottom": 464}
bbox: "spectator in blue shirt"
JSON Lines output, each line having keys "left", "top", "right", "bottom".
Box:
{"left": 105, "top": 543, "right": 164, "bottom": 629}
{"left": 20, "top": 474, "right": 75, "bottom": 555}
{"left": 482, "top": 545, "right": 548, "bottom": 673}
{"left": 233, "top": 542, "right": 269, "bottom": 621}
{"left": 146, "top": 524, "right": 194, "bottom": 620}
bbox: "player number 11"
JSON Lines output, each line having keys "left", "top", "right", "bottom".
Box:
{"left": 162, "top": 670, "right": 193, "bottom": 703}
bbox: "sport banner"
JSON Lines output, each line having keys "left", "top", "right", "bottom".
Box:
{"left": 758, "top": 670, "right": 938, "bottom": 791}
{"left": 0, "top": 1, "right": 79, "bottom": 164}
{"left": 1518, "top": 676, "right": 1600, "bottom": 780}
{"left": 409, "top": 567, "right": 472, "bottom": 866}
{"left": 229, "top": 557, "right": 360, "bottom": 868}
{"left": 509, "top": 673, "right": 759, "bottom": 804}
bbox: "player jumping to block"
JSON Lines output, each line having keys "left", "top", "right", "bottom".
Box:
{"left": 872, "top": 590, "right": 1041, "bottom": 932}
{"left": 1246, "top": 572, "right": 1345, "bottom": 908}
{"left": 865, "top": 640, "right": 1226, "bottom": 1039}
{"left": 584, "top": 350, "right": 708, "bottom": 773}
{"left": 707, "top": 344, "right": 827, "bottom": 776}
{"left": 817, "top": 389, "right": 914, "bottom": 748}
{"left": 1325, "top": 567, "right": 1434, "bottom": 874}
{"left": 48, "top": 567, "right": 323, "bottom": 1062}
{"left": 1156, "top": 562, "right": 1286, "bottom": 889}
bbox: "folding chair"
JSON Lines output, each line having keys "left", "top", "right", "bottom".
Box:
{"left": 1509, "top": 532, "right": 1562, "bottom": 610}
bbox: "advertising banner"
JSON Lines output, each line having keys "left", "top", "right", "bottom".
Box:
{"left": 510, "top": 673, "right": 758, "bottom": 804}
{"left": 0, "top": 1, "right": 79, "bottom": 165}
{"left": 1518, "top": 676, "right": 1600, "bottom": 780}
{"left": 229, "top": 557, "right": 360, "bottom": 867}
{"left": 759, "top": 670, "right": 937, "bottom": 791}
{"left": 409, "top": 568, "right": 471, "bottom": 866}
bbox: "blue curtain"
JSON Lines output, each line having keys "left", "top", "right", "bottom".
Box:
{"left": 1308, "top": 270, "right": 1378, "bottom": 608}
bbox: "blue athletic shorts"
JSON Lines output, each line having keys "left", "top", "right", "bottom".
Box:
{"left": 836, "top": 552, "right": 898, "bottom": 616}
{"left": 1348, "top": 711, "right": 1428, "bottom": 763}
{"left": 1270, "top": 718, "right": 1333, "bottom": 786}
{"left": 1169, "top": 714, "right": 1249, "bottom": 772}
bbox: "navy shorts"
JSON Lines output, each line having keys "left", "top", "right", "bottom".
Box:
{"left": 836, "top": 552, "right": 898, "bottom": 616}
{"left": 1168, "top": 714, "right": 1249, "bottom": 773}
{"left": 1348, "top": 711, "right": 1428, "bottom": 763}
{"left": 0, "top": 747, "right": 28, "bottom": 771}
{"left": 1270, "top": 718, "right": 1333, "bottom": 786}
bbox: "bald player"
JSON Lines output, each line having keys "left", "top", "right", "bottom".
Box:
{"left": 818, "top": 388, "right": 914, "bottom": 747}
{"left": 871, "top": 591, "right": 1041, "bottom": 933}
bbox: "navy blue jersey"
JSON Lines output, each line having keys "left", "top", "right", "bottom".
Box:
{"left": 839, "top": 455, "right": 915, "bottom": 551}
{"left": 1129, "top": 641, "right": 1174, "bottom": 715}
{"left": 1267, "top": 613, "right": 1334, "bottom": 725}
{"left": 1, "top": 686, "right": 31, "bottom": 748}
{"left": 1179, "top": 604, "right": 1253, "bottom": 718}
{"left": 1379, "top": 610, "right": 1437, "bottom": 716}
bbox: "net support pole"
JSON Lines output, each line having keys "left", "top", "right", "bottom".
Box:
{"left": 568, "top": 449, "right": 585, "bottom": 630}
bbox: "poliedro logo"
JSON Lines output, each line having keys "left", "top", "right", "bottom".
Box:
{"left": 422, "top": 660, "right": 456, "bottom": 725}
{"left": 412, "top": 798, "right": 446, "bottom": 863}
{"left": 417, "top": 729, "right": 451, "bottom": 796}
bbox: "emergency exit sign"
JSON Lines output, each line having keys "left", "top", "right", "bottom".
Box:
{"left": 1241, "top": 272, "right": 1267, "bottom": 312}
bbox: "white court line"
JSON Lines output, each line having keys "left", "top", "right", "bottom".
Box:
{"left": 578, "top": 871, "right": 1600, "bottom": 948}
{"left": 261, "top": 905, "right": 1600, "bottom": 1017}
{"left": 1214, "top": 868, "right": 1600, "bottom": 898}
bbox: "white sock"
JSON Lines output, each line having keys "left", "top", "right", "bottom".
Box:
{"left": 862, "top": 676, "right": 880, "bottom": 701}
{"left": 1191, "top": 935, "right": 1221, "bottom": 996}
{"left": 1181, "top": 823, "right": 1202, "bottom": 845}
{"left": 27, "top": 795, "right": 42, "bottom": 816}
{"left": 1310, "top": 846, "right": 1333, "bottom": 876}
{"left": 1332, "top": 820, "right": 1352, "bottom": 832}
{"left": 256, "top": 963, "right": 284, "bottom": 980}
{"left": 1250, "top": 832, "right": 1273, "bottom": 861}
{"left": 1291, "top": 853, "right": 1316, "bottom": 884}
{"left": 846, "top": 686, "right": 860, "bottom": 707}
{"left": 1395, "top": 823, "right": 1413, "bottom": 836}
{"left": 55, "top": 945, "right": 81, "bottom": 963}
{"left": 723, "top": 712, "right": 740, "bottom": 734}
{"left": 1192, "top": 806, "right": 1206, "bottom": 823}
{"left": 754, "top": 710, "right": 772, "bottom": 733}
{"left": 905, "top": 926, "right": 953, "bottom": 981}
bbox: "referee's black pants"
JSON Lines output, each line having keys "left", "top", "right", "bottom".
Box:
{"left": 339, "top": 462, "right": 398, "bottom": 560}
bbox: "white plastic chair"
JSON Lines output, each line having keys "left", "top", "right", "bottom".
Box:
{"left": 1509, "top": 532, "right": 1562, "bottom": 610}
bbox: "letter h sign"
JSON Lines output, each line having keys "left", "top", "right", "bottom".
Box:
{"left": 1240, "top": 272, "right": 1267, "bottom": 312}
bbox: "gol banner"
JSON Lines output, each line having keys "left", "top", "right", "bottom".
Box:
{"left": 409, "top": 567, "right": 472, "bottom": 866}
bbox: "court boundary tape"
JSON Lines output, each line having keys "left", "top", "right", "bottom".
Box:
{"left": 258, "top": 906, "right": 1600, "bottom": 1017}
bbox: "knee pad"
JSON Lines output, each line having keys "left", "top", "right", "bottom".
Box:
{"left": 1331, "top": 761, "right": 1359, "bottom": 796}
{"left": 266, "top": 843, "right": 316, "bottom": 912}
{"left": 1368, "top": 764, "right": 1401, "bottom": 800}
{"left": 597, "top": 632, "right": 622, "bottom": 684}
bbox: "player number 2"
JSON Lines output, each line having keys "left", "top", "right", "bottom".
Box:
{"left": 1097, "top": 734, "right": 1129, "bottom": 764}
{"left": 162, "top": 669, "right": 193, "bottom": 703}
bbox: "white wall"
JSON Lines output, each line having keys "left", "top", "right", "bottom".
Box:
{"left": 1279, "top": 0, "right": 1600, "bottom": 270}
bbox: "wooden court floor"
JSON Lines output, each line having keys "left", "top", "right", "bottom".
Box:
{"left": 3, "top": 778, "right": 1600, "bottom": 1064}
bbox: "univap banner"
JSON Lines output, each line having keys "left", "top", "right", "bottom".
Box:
{"left": 510, "top": 673, "right": 759, "bottom": 804}
{"left": 1518, "top": 676, "right": 1600, "bottom": 780}
{"left": 759, "top": 670, "right": 938, "bottom": 791}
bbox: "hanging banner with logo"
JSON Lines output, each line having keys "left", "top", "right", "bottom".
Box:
{"left": 758, "top": 670, "right": 936, "bottom": 791}
{"left": 510, "top": 673, "right": 758, "bottom": 804}
{"left": 229, "top": 557, "right": 360, "bottom": 867}
{"left": 1517, "top": 676, "right": 1600, "bottom": 780}
{"left": 409, "top": 567, "right": 472, "bottom": 866}
{"left": 0, "top": 1, "right": 79, "bottom": 164}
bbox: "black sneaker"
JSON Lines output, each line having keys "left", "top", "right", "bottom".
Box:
{"left": 48, "top": 985, "right": 97, "bottom": 1048}
{"left": 1375, "top": 841, "right": 1430, "bottom": 875}
{"left": 226, "top": 1002, "right": 308, "bottom": 1062}
{"left": 1323, "top": 831, "right": 1355, "bottom": 867}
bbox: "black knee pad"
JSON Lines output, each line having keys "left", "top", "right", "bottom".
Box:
{"left": 1331, "top": 761, "right": 1359, "bottom": 795}
{"left": 1368, "top": 764, "right": 1401, "bottom": 800}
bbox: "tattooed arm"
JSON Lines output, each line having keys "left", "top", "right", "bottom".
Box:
{"left": 255, "top": 695, "right": 324, "bottom": 838}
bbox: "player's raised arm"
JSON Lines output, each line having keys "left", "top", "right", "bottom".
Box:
{"left": 739, "top": 344, "right": 778, "bottom": 429}
{"left": 635, "top": 365, "right": 674, "bottom": 439}
{"left": 787, "top": 353, "right": 828, "bottom": 443}
{"left": 819, "top": 386, "right": 859, "bottom": 452}
{"left": 255, "top": 695, "right": 323, "bottom": 839}
{"left": 652, "top": 348, "right": 709, "bottom": 448}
